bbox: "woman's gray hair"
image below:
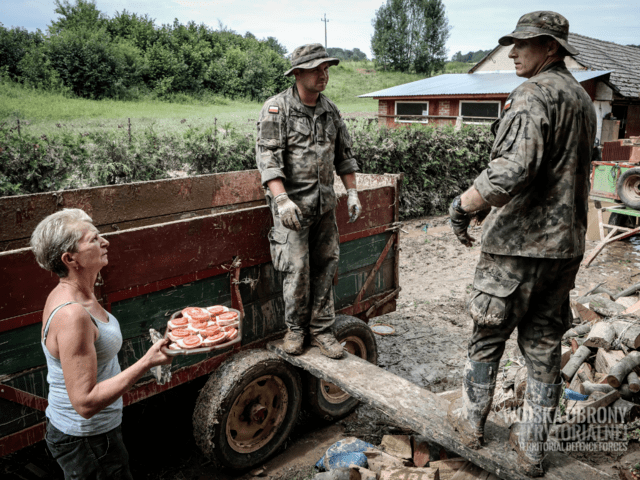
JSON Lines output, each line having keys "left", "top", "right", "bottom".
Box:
{"left": 30, "top": 208, "right": 93, "bottom": 278}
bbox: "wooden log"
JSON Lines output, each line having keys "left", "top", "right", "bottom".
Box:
{"left": 583, "top": 322, "right": 616, "bottom": 350}
{"left": 613, "top": 283, "right": 640, "bottom": 300}
{"left": 595, "top": 349, "right": 625, "bottom": 375}
{"left": 571, "top": 338, "right": 580, "bottom": 354}
{"left": 380, "top": 466, "right": 440, "bottom": 480}
{"left": 364, "top": 449, "right": 405, "bottom": 474}
{"left": 568, "top": 373, "right": 583, "bottom": 393}
{"left": 619, "top": 384, "right": 633, "bottom": 400}
{"left": 561, "top": 345, "right": 591, "bottom": 382}
{"left": 450, "top": 461, "right": 500, "bottom": 480}
{"left": 428, "top": 458, "right": 467, "bottom": 480}
{"left": 412, "top": 438, "right": 431, "bottom": 468}
{"left": 611, "top": 321, "right": 640, "bottom": 350}
{"left": 579, "top": 381, "right": 615, "bottom": 396}
{"left": 627, "top": 371, "right": 640, "bottom": 393}
{"left": 606, "top": 351, "right": 640, "bottom": 388}
{"left": 573, "top": 301, "right": 603, "bottom": 324}
{"left": 562, "top": 323, "right": 591, "bottom": 340}
{"left": 589, "top": 293, "right": 626, "bottom": 317}
{"left": 381, "top": 435, "right": 412, "bottom": 459}
{"left": 616, "top": 296, "right": 639, "bottom": 309}
{"left": 514, "top": 367, "right": 528, "bottom": 404}
{"left": 561, "top": 345, "right": 572, "bottom": 369}
{"left": 612, "top": 398, "right": 640, "bottom": 422}
{"left": 576, "top": 363, "right": 594, "bottom": 383}
{"left": 566, "top": 390, "right": 621, "bottom": 421}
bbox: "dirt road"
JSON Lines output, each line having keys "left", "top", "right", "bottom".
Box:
{"left": 4, "top": 214, "right": 640, "bottom": 479}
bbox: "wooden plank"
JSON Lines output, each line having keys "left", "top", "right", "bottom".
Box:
{"left": 267, "top": 340, "right": 612, "bottom": 480}
{"left": 0, "top": 170, "right": 266, "bottom": 246}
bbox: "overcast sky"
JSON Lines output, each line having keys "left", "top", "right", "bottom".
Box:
{"left": 1, "top": 0, "right": 638, "bottom": 59}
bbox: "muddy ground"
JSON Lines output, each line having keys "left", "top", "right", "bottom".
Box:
{"left": 4, "top": 214, "right": 640, "bottom": 479}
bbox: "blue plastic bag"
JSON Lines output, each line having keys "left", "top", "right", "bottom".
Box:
{"left": 564, "top": 388, "right": 589, "bottom": 401}
{"left": 316, "top": 437, "right": 375, "bottom": 471}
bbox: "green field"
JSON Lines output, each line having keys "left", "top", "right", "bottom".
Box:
{"left": 1, "top": 61, "right": 473, "bottom": 137}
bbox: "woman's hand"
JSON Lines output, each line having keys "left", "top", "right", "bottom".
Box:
{"left": 143, "top": 338, "right": 173, "bottom": 369}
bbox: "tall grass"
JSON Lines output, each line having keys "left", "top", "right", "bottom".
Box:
{"left": 0, "top": 60, "right": 474, "bottom": 137}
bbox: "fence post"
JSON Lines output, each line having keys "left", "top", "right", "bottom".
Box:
{"left": 128, "top": 118, "right": 131, "bottom": 144}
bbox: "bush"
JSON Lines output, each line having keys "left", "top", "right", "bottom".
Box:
{"left": 349, "top": 120, "right": 493, "bottom": 217}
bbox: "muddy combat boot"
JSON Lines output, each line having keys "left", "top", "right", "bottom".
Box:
{"left": 310, "top": 331, "right": 344, "bottom": 359}
{"left": 447, "top": 357, "right": 498, "bottom": 449}
{"left": 283, "top": 330, "right": 306, "bottom": 355}
{"left": 509, "top": 376, "right": 561, "bottom": 477}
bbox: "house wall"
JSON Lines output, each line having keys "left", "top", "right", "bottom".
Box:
{"left": 376, "top": 96, "right": 505, "bottom": 128}
{"left": 474, "top": 45, "right": 585, "bottom": 72}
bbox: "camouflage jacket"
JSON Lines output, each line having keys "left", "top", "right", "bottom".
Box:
{"left": 256, "top": 85, "right": 359, "bottom": 216}
{"left": 474, "top": 61, "right": 597, "bottom": 259}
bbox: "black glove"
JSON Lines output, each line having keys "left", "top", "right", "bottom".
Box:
{"left": 449, "top": 195, "right": 473, "bottom": 247}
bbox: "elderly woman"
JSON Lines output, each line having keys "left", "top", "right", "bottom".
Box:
{"left": 31, "top": 208, "right": 172, "bottom": 479}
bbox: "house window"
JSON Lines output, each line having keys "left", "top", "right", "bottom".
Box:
{"left": 395, "top": 101, "right": 429, "bottom": 124}
{"left": 460, "top": 101, "right": 501, "bottom": 124}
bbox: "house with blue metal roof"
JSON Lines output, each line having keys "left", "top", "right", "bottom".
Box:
{"left": 360, "top": 33, "right": 640, "bottom": 144}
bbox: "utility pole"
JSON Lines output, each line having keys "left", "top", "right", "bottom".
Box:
{"left": 320, "top": 13, "right": 329, "bottom": 49}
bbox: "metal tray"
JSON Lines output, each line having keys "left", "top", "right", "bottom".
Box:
{"left": 162, "top": 307, "right": 242, "bottom": 356}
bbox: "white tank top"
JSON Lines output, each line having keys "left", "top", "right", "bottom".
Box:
{"left": 42, "top": 302, "right": 123, "bottom": 436}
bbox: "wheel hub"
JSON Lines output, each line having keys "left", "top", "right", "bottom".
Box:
{"left": 226, "top": 375, "right": 289, "bottom": 453}
{"left": 320, "top": 335, "right": 366, "bottom": 404}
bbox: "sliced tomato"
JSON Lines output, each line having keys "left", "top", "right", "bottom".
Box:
{"left": 171, "top": 316, "right": 189, "bottom": 327}
{"left": 182, "top": 307, "right": 211, "bottom": 323}
{"left": 202, "top": 326, "right": 221, "bottom": 337}
{"left": 180, "top": 335, "right": 203, "bottom": 349}
{"left": 203, "top": 332, "right": 227, "bottom": 345}
{"left": 226, "top": 328, "right": 238, "bottom": 341}
{"left": 218, "top": 311, "right": 238, "bottom": 321}
{"left": 206, "top": 305, "right": 228, "bottom": 316}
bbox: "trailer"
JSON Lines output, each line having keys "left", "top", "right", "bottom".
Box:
{"left": 0, "top": 170, "right": 402, "bottom": 468}
{"left": 0, "top": 169, "right": 614, "bottom": 478}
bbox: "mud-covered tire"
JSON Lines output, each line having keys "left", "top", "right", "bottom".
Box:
{"left": 617, "top": 168, "right": 640, "bottom": 210}
{"left": 193, "top": 349, "right": 302, "bottom": 470}
{"left": 305, "top": 315, "right": 377, "bottom": 420}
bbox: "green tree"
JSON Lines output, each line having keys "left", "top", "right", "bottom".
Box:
{"left": 371, "top": 0, "right": 449, "bottom": 75}
{"left": 49, "top": 0, "right": 106, "bottom": 34}
{"left": 0, "top": 24, "right": 45, "bottom": 80}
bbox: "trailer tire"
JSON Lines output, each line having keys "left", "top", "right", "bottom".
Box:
{"left": 617, "top": 168, "right": 640, "bottom": 210}
{"left": 305, "top": 315, "right": 377, "bottom": 420}
{"left": 193, "top": 349, "right": 302, "bottom": 470}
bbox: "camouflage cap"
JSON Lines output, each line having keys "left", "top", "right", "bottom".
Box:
{"left": 284, "top": 43, "right": 340, "bottom": 76}
{"left": 498, "top": 11, "right": 579, "bottom": 56}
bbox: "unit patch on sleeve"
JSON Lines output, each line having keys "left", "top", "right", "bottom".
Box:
{"left": 504, "top": 99, "right": 512, "bottom": 111}
{"left": 268, "top": 106, "right": 279, "bottom": 114}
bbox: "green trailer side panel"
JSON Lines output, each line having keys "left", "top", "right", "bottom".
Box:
{"left": 591, "top": 163, "right": 632, "bottom": 198}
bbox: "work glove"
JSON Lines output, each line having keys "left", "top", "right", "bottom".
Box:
{"left": 347, "top": 189, "right": 361, "bottom": 223}
{"left": 449, "top": 195, "right": 475, "bottom": 247}
{"left": 274, "top": 193, "right": 302, "bottom": 231}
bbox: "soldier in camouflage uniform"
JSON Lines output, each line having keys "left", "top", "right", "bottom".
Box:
{"left": 256, "top": 44, "right": 361, "bottom": 359}
{"left": 447, "top": 12, "right": 597, "bottom": 476}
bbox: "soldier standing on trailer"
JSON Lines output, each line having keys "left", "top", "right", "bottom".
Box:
{"left": 255, "top": 44, "right": 361, "bottom": 359}
{"left": 446, "top": 11, "right": 597, "bottom": 477}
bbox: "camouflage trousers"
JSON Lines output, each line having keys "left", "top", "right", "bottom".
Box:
{"left": 467, "top": 252, "right": 582, "bottom": 384}
{"left": 268, "top": 209, "right": 340, "bottom": 334}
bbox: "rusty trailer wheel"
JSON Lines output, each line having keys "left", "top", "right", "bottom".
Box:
{"left": 617, "top": 167, "right": 640, "bottom": 211}
{"left": 193, "top": 349, "right": 302, "bottom": 470}
{"left": 306, "top": 315, "right": 377, "bottom": 420}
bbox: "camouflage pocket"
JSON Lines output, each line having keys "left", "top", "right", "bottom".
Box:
{"left": 268, "top": 227, "right": 292, "bottom": 273}
{"left": 258, "top": 118, "right": 282, "bottom": 149}
{"left": 468, "top": 267, "right": 519, "bottom": 328}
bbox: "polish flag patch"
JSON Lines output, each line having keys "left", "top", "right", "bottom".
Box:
{"left": 268, "top": 106, "right": 279, "bottom": 114}
{"left": 503, "top": 99, "right": 512, "bottom": 111}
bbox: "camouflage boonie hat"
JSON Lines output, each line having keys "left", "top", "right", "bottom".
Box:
{"left": 284, "top": 43, "right": 340, "bottom": 76}
{"left": 498, "top": 11, "right": 579, "bottom": 56}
